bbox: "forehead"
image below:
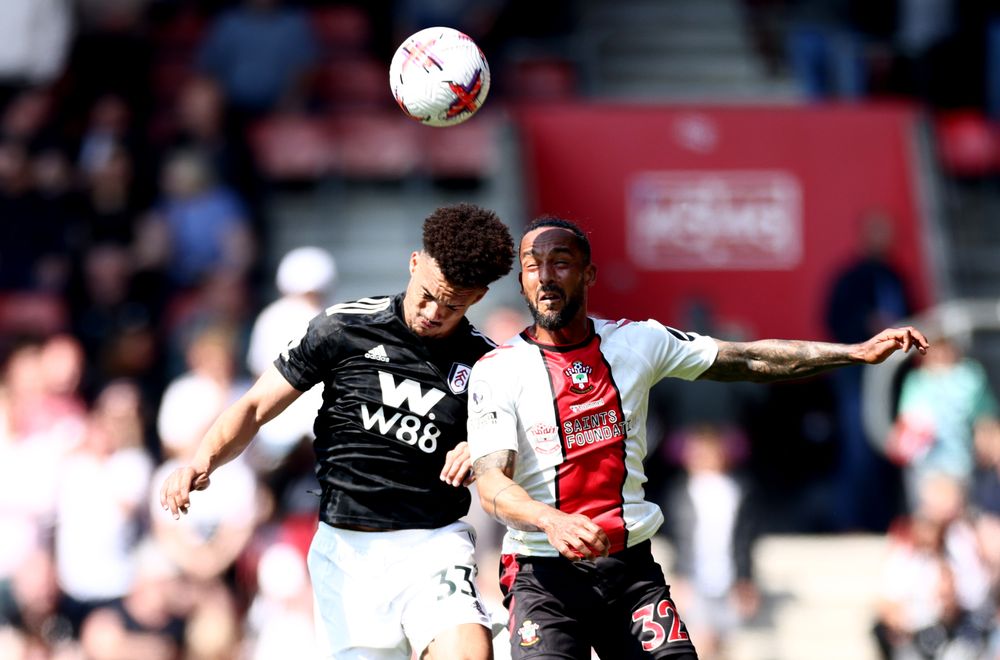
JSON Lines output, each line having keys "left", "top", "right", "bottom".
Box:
{"left": 412, "top": 254, "right": 482, "bottom": 304}
{"left": 520, "top": 227, "right": 582, "bottom": 258}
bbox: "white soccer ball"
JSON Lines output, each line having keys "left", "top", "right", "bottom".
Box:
{"left": 389, "top": 26, "right": 490, "bottom": 127}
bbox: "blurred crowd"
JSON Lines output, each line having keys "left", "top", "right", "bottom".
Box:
{"left": 1, "top": 1, "right": 999, "bottom": 659}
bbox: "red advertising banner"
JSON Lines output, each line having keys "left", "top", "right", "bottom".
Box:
{"left": 513, "top": 103, "right": 933, "bottom": 341}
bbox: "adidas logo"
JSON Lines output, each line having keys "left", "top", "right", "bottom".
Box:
{"left": 364, "top": 345, "right": 390, "bottom": 362}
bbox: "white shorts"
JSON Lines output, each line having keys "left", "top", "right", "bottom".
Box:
{"left": 307, "top": 520, "right": 491, "bottom": 659}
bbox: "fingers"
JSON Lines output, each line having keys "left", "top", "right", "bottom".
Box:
{"left": 892, "top": 326, "right": 929, "bottom": 355}
{"left": 160, "top": 468, "right": 202, "bottom": 520}
{"left": 550, "top": 517, "right": 611, "bottom": 561}
{"left": 908, "top": 326, "right": 930, "bottom": 353}
{"left": 440, "top": 442, "right": 473, "bottom": 487}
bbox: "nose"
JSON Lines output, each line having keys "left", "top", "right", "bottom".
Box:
{"left": 537, "top": 261, "right": 557, "bottom": 284}
{"left": 424, "top": 300, "right": 445, "bottom": 321}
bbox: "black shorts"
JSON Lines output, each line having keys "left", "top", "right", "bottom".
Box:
{"left": 499, "top": 541, "right": 699, "bottom": 659}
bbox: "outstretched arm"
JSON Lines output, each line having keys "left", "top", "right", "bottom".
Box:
{"left": 473, "top": 450, "right": 610, "bottom": 560}
{"left": 160, "top": 365, "right": 303, "bottom": 518}
{"left": 700, "top": 326, "right": 929, "bottom": 383}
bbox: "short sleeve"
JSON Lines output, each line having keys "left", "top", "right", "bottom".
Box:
{"left": 467, "top": 354, "right": 520, "bottom": 463}
{"left": 274, "top": 311, "right": 340, "bottom": 392}
{"left": 638, "top": 319, "right": 718, "bottom": 382}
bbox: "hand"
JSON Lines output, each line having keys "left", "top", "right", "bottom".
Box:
{"left": 440, "top": 441, "right": 474, "bottom": 487}
{"left": 855, "top": 326, "right": 929, "bottom": 364}
{"left": 731, "top": 580, "right": 761, "bottom": 620}
{"left": 160, "top": 466, "right": 210, "bottom": 519}
{"left": 539, "top": 511, "right": 610, "bottom": 561}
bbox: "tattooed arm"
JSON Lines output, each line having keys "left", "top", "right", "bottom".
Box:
{"left": 474, "top": 450, "right": 610, "bottom": 560}
{"left": 699, "top": 326, "right": 929, "bottom": 383}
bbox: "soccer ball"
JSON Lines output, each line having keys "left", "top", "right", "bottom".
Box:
{"left": 389, "top": 27, "right": 490, "bottom": 127}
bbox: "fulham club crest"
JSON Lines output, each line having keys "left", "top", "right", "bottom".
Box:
{"left": 448, "top": 363, "right": 471, "bottom": 394}
{"left": 564, "top": 361, "right": 594, "bottom": 395}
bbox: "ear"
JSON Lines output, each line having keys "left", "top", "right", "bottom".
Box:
{"left": 470, "top": 287, "right": 488, "bottom": 306}
{"left": 409, "top": 251, "right": 420, "bottom": 275}
{"left": 517, "top": 271, "right": 524, "bottom": 294}
{"left": 584, "top": 263, "right": 597, "bottom": 287}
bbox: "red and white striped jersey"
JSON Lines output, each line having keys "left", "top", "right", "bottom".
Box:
{"left": 467, "top": 317, "right": 718, "bottom": 557}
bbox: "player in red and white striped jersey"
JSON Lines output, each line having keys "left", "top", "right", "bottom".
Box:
{"left": 468, "top": 217, "right": 928, "bottom": 659}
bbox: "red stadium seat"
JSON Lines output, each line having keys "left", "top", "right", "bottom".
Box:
{"left": 249, "top": 114, "right": 337, "bottom": 181}
{"left": 506, "top": 57, "right": 579, "bottom": 101}
{"left": 330, "top": 111, "right": 421, "bottom": 180}
{"left": 0, "top": 293, "right": 68, "bottom": 336}
{"left": 310, "top": 5, "right": 372, "bottom": 56}
{"left": 934, "top": 111, "right": 1000, "bottom": 177}
{"left": 315, "top": 56, "right": 389, "bottom": 110}
{"left": 420, "top": 116, "right": 499, "bottom": 182}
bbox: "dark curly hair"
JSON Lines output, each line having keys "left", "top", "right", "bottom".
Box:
{"left": 422, "top": 203, "right": 514, "bottom": 288}
{"left": 522, "top": 215, "right": 591, "bottom": 264}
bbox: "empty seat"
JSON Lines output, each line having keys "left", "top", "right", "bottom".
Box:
{"left": 250, "top": 114, "right": 337, "bottom": 181}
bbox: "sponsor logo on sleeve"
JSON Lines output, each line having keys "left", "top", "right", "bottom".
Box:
{"left": 468, "top": 380, "right": 490, "bottom": 413}
{"left": 469, "top": 411, "right": 498, "bottom": 431}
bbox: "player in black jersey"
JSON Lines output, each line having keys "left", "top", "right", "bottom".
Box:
{"left": 160, "top": 203, "right": 514, "bottom": 659}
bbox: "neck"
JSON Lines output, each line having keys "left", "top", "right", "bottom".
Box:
{"left": 529, "top": 316, "right": 590, "bottom": 346}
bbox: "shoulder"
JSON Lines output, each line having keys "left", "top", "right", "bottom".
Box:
{"left": 594, "top": 317, "right": 694, "bottom": 343}
{"left": 457, "top": 321, "right": 498, "bottom": 355}
{"left": 319, "top": 296, "right": 395, "bottom": 328}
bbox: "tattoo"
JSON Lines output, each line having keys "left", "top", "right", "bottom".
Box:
{"left": 472, "top": 450, "right": 516, "bottom": 480}
{"left": 473, "top": 450, "right": 539, "bottom": 531}
{"left": 701, "top": 339, "right": 855, "bottom": 382}
{"left": 491, "top": 483, "right": 519, "bottom": 518}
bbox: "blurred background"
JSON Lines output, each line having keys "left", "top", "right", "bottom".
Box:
{"left": 1, "top": 0, "right": 999, "bottom": 658}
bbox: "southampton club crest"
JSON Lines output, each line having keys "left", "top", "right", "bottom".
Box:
{"left": 517, "top": 619, "right": 540, "bottom": 647}
{"left": 564, "top": 360, "right": 594, "bottom": 395}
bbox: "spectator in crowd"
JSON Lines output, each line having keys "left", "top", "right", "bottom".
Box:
{"left": 245, "top": 246, "right": 336, "bottom": 471}
{"left": 0, "top": 138, "right": 71, "bottom": 293}
{"left": 889, "top": 335, "right": 999, "bottom": 509}
{"left": 165, "top": 75, "right": 263, "bottom": 222}
{"left": 157, "top": 323, "right": 250, "bottom": 458}
{"left": 874, "top": 472, "right": 993, "bottom": 659}
{"left": 195, "top": 0, "right": 320, "bottom": 116}
{"left": 0, "top": 546, "right": 77, "bottom": 658}
{"left": 824, "top": 211, "right": 913, "bottom": 531}
{"left": 152, "top": 324, "right": 258, "bottom": 585}
{"left": 54, "top": 380, "right": 153, "bottom": 633}
{"left": 244, "top": 542, "right": 320, "bottom": 660}
{"left": 659, "top": 424, "right": 761, "bottom": 660}
{"left": 0, "top": 338, "right": 86, "bottom": 588}
{"left": 971, "top": 416, "right": 1000, "bottom": 582}
{"left": 137, "top": 148, "right": 255, "bottom": 294}
{"left": 57, "top": 0, "right": 154, "bottom": 134}
{"left": 79, "top": 540, "right": 187, "bottom": 660}
{"left": 0, "top": 0, "right": 73, "bottom": 106}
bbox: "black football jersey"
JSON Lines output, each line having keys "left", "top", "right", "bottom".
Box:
{"left": 274, "top": 293, "right": 495, "bottom": 529}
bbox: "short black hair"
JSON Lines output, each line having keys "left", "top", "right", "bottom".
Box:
{"left": 522, "top": 215, "right": 591, "bottom": 264}
{"left": 423, "top": 203, "right": 515, "bottom": 289}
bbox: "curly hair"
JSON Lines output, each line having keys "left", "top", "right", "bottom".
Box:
{"left": 522, "top": 215, "right": 591, "bottom": 264}
{"left": 422, "top": 203, "right": 514, "bottom": 288}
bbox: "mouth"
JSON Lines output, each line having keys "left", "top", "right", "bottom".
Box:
{"left": 538, "top": 289, "right": 564, "bottom": 306}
